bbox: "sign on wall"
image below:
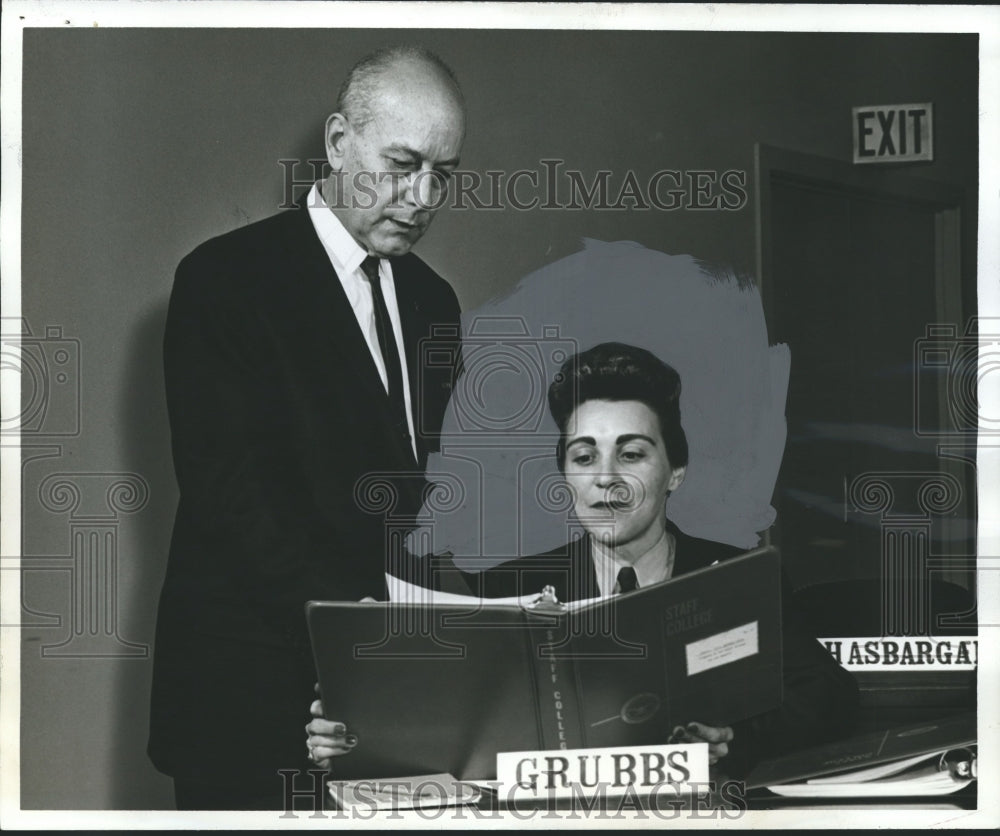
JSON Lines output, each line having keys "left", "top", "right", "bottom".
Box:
{"left": 852, "top": 102, "right": 934, "bottom": 164}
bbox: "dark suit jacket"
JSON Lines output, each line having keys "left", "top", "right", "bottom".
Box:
{"left": 148, "top": 197, "right": 461, "bottom": 787}
{"left": 435, "top": 519, "right": 860, "bottom": 778}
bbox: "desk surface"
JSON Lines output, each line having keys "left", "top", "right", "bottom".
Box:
{"left": 461, "top": 781, "right": 979, "bottom": 815}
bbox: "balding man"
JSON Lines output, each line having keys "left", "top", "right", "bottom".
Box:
{"left": 148, "top": 46, "right": 466, "bottom": 810}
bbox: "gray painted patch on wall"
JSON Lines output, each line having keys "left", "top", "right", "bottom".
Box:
{"left": 409, "top": 239, "right": 790, "bottom": 565}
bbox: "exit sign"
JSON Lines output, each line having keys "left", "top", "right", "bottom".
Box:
{"left": 852, "top": 102, "right": 933, "bottom": 164}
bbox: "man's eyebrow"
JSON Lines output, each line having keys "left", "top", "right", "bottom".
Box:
{"left": 566, "top": 436, "right": 596, "bottom": 448}
{"left": 383, "top": 144, "right": 461, "bottom": 167}
{"left": 384, "top": 144, "right": 419, "bottom": 159}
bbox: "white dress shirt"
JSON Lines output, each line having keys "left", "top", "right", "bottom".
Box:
{"left": 306, "top": 182, "right": 417, "bottom": 459}
{"left": 590, "top": 531, "right": 676, "bottom": 596}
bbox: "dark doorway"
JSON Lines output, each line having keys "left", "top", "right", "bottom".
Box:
{"left": 756, "top": 144, "right": 976, "bottom": 638}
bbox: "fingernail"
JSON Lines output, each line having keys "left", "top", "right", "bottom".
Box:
{"left": 686, "top": 722, "right": 699, "bottom": 733}
{"left": 672, "top": 725, "right": 685, "bottom": 737}
{"left": 332, "top": 723, "right": 346, "bottom": 736}
{"left": 345, "top": 734, "right": 358, "bottom": 747}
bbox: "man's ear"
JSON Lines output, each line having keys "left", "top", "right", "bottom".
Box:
{"left": 325, "top": 112, "right": 349, "bottom": 171}
{"left": 667, "top": 466, "right": 686, "bottom": 493}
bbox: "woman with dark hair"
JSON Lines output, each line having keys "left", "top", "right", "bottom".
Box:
{"left": 306, "top": 342, "right": 859, "bottom": 777}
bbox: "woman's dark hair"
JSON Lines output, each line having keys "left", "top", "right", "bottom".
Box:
{"left": 548, "top": 342, "right": 688, "bottom": 469}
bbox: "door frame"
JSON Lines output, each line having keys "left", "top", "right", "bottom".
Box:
{"left": 754, "top": 143, "right": 974, "bottom": 595}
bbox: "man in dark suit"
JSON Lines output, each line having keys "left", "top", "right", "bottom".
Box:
{"left": 148, "top": 45, "right": 466, "bottom": 810}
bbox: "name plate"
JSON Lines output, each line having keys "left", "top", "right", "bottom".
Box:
{"left": 820, "top": 637, "right": 977, "bottom": 671}
{"left": 497, "top": 743, "right": 710, "bottom": 802}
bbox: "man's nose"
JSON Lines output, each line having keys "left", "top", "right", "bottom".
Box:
{"left": 403, "top": 168, "right": 444, "bottom": 209}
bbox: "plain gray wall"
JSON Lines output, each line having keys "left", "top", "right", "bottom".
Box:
{"left": 18, "top": 29, "right": 977, "bottom": 808}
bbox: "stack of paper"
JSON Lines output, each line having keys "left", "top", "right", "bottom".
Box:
{"left": 768, "top": 749, "right": 975, "bottom": 797}
{"left": 386, "top": 573, "right": 604, "bottom": 610}
{"left": 328, "top": 773, "right": 481, "bottom": 811}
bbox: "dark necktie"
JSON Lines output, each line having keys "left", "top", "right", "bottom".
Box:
{"left": 361, "top": 256, "right": 412, "bottom": 456}
{"left": 616, "top": 566, "right": 639, "bottom": 594}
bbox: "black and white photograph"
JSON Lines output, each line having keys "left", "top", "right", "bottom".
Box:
{"left": 1, "top": 1, "right": 997, "bottom": 828}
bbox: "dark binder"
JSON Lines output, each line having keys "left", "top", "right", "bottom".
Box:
{"left": 306, "top": 546, "right": 782, "bottom": 780}
{"left": 744, "top": 712, "right": 977, "bottom": 790}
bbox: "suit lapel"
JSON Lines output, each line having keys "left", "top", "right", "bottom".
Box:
{"left": 391, "top": 256, "right": 433, "bottom": 466}
{"left": 283, "top": 202, "right": 417, "bottom": 468}
{"left": 666, "top": 518, "right": 697, "bottom": 577}
{"left": 573, "top": 534, "right": 601, "bottom": 600}
{"left": 285, "top": 201, "right": 386, "bottom": 400}
{"left": 536, "top": 536, "right": 600, "bottom": 603}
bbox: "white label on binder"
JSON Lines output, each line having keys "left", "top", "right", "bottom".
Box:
{"left": 685, "top": 621, "right": 759, "bottom": 676}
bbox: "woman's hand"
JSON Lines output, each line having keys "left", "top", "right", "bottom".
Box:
{"left": 669, "top": 721, "right": 734, "bottom": 765}
{"left": 306, "top": 686, "right": 357, "bottom": 769}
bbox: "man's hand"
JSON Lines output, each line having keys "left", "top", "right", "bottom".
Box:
{"left": 306, "top": 684, "right": 356, "bottom": 769}
{"left": 669, "top": 721, "right": 734, "bottom": 765}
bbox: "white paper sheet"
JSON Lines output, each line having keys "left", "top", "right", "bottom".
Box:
{"left": 327, "top": 773, "right": 481, "bottom": 811}
{"left": 385, "top": 573, "right": 605, "bottom": 611}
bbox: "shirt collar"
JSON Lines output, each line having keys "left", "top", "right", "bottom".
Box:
{"left": 590, "top": 529, "right": 676, "bottom": 595}
{"left": 306, "top": 181, "right": 371, "bottom": 276}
